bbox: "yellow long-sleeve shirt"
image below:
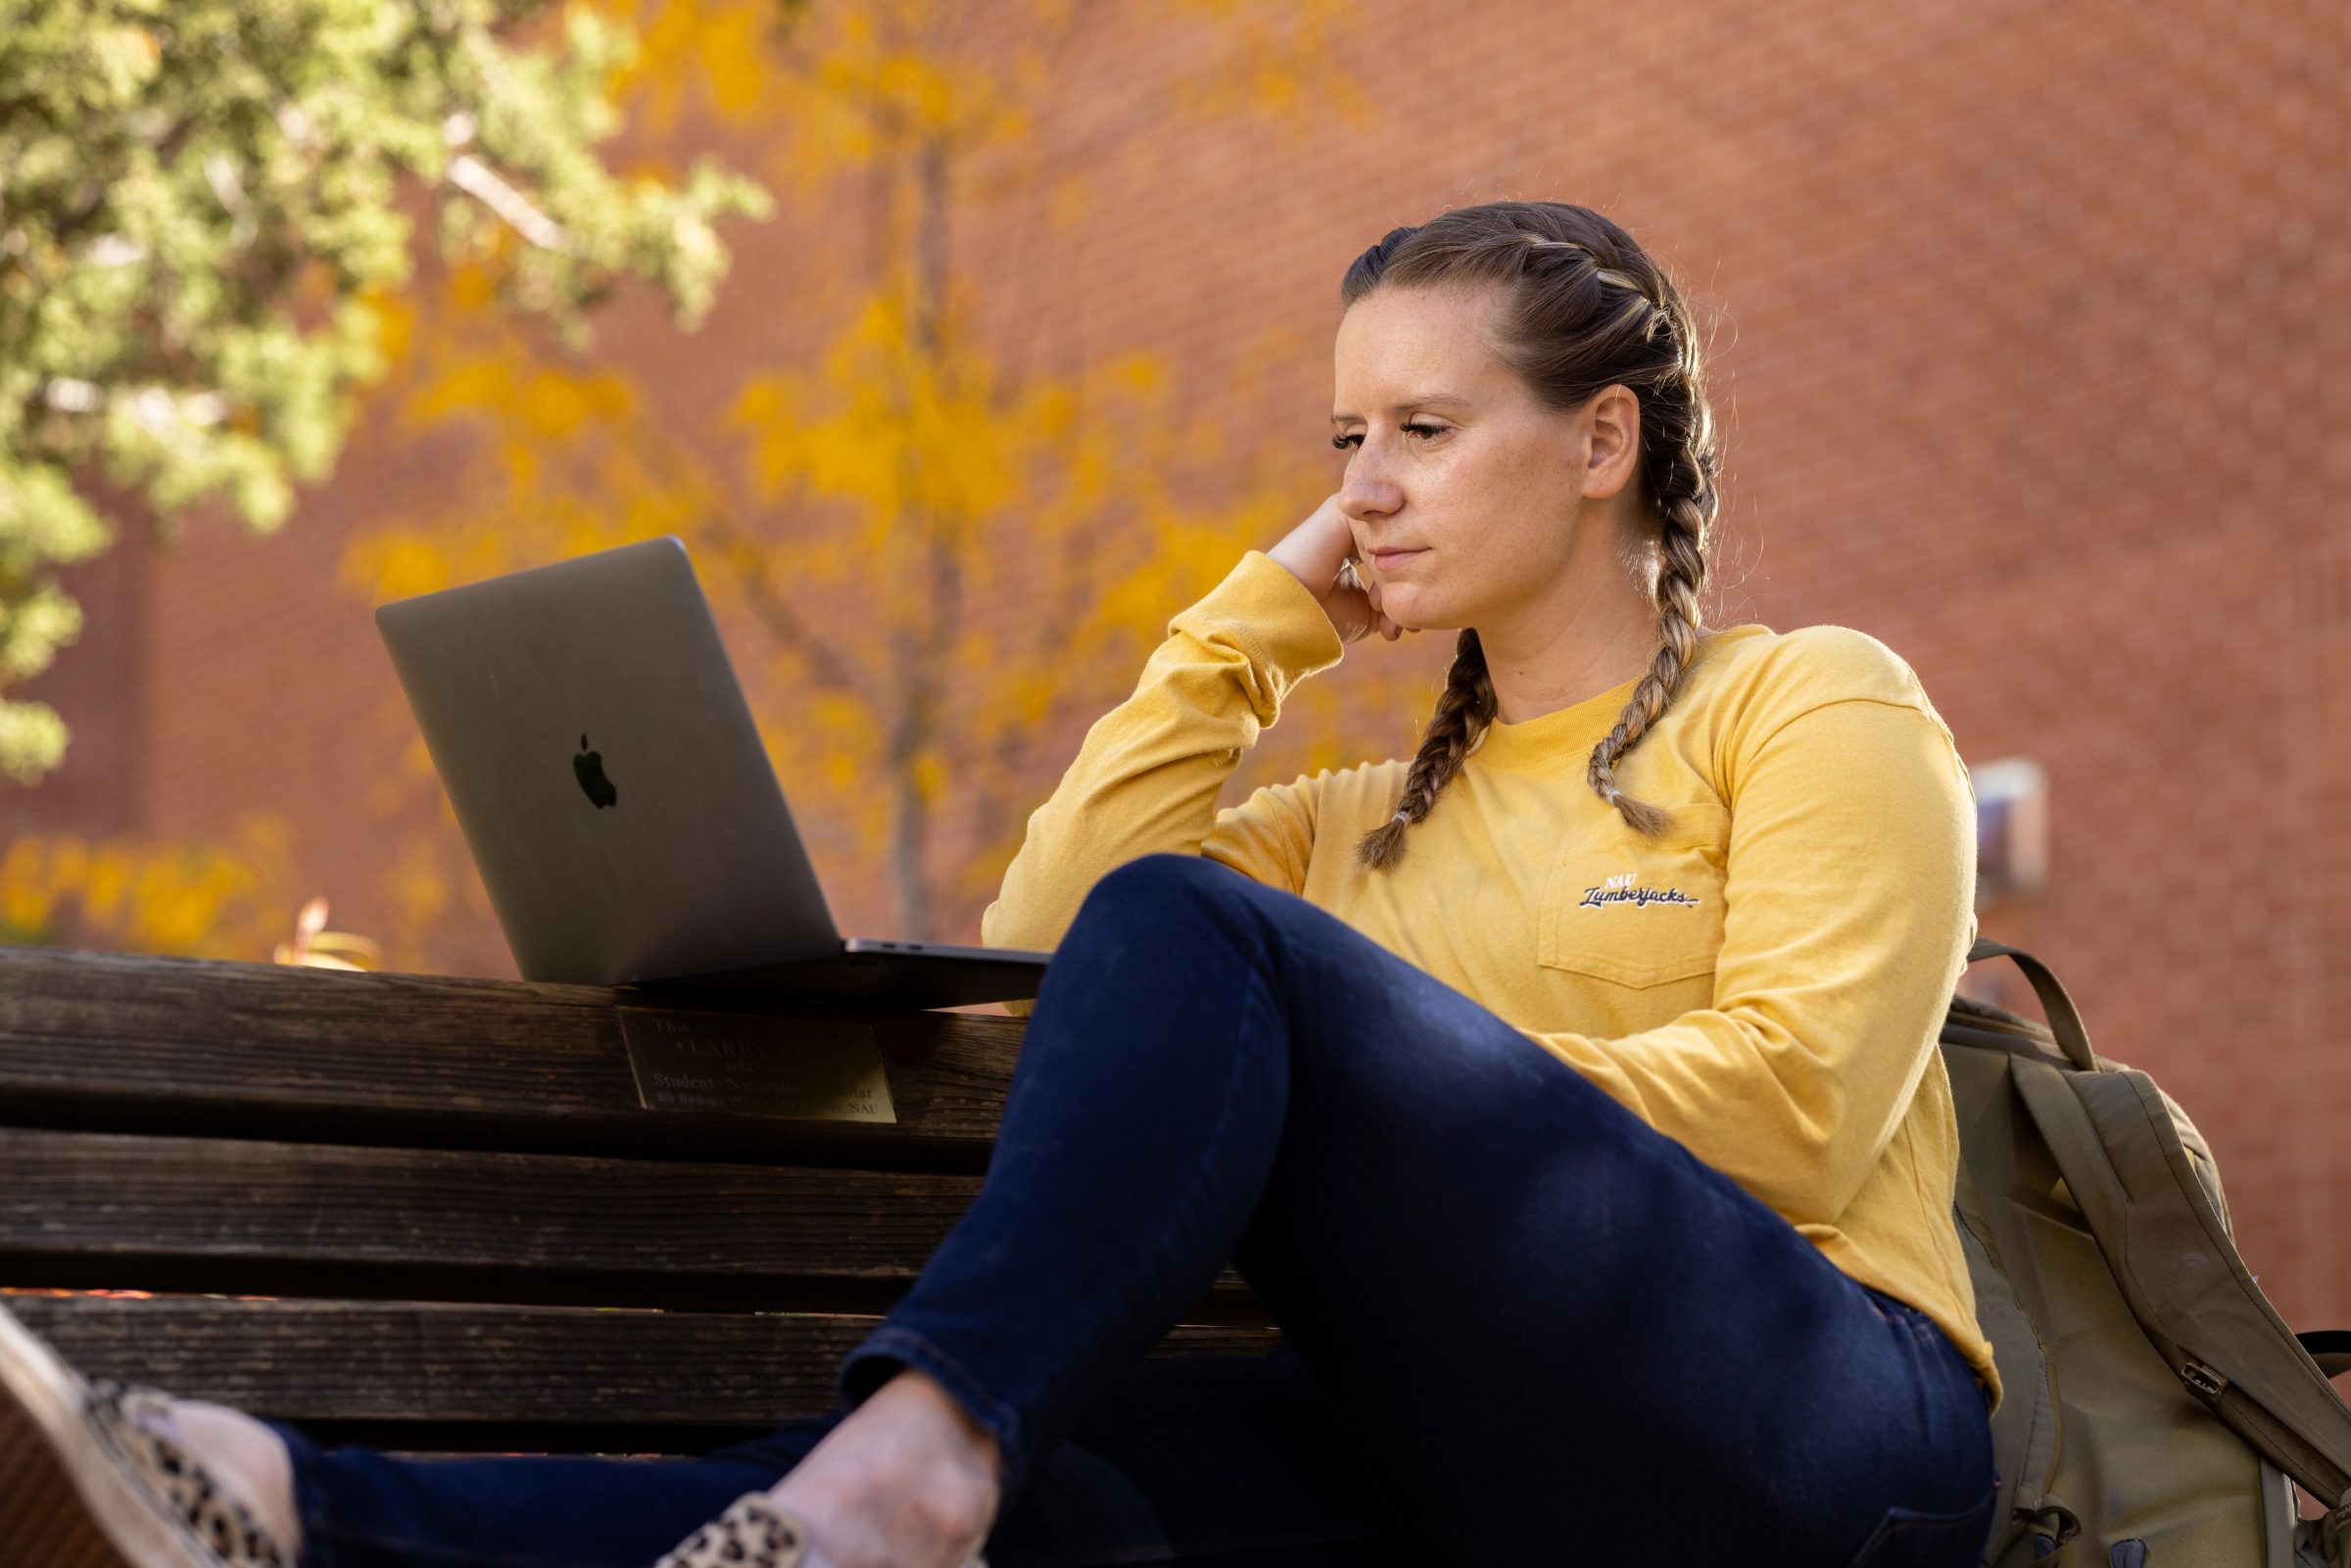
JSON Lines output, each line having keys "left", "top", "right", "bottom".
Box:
{"left": 981, "top": 549, "right": 1999, "bottom": 1411}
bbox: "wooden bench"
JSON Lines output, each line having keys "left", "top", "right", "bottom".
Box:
{"left": 0, "top": 946, "right": 1277, "bottom": 1455}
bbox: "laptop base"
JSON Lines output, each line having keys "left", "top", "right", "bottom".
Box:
{"left": 623, "top": 948, "right": 1047, "bottom": 1013}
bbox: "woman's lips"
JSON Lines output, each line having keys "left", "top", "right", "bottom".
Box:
{"left": 1369, "top": 548, "right": 1426, "bottom": 569}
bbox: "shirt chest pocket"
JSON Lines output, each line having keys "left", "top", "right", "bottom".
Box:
{"left": 1536, "top": 810, "right": 1730, "bottom": 989}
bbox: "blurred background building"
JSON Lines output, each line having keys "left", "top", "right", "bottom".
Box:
{"left": 5, "top": 0, "right": 2348, "bottom": 1325}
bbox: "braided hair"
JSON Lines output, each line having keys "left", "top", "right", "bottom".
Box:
{"left": 1342, "top": 202, "right": 1720, "bottom": 872}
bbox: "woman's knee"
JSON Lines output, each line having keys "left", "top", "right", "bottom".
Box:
{"left": 1074, "top": 857, "right": 1547, "bottom": 1119}
{"left": 1067, "top": 853, "right": 1270, "bottom": 955}
{"left": 1027, "top": 854, "right": 1277, "bottom": 1046}
{"left": 1083, "top": 861, "right": 1435, "bottom": 1066}
{"left": 1083, "top": 851, "right": 1254, "bottom": 912}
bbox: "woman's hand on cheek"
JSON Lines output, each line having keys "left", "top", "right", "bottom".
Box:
{"left": 1271, "top": 493, "right": 1417, "bottom": 645}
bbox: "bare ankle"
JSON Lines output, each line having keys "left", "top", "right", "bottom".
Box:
{"left": 864, "top": 1369, "right": 1004, "bottom": 1492}
{"left": 763, "top": 1366, "right": 1003, "bottom": 1566}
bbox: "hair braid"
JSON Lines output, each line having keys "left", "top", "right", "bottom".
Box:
{"left": 1352, "top": 630, "right": 1496, "bottom": 870}
{"left": 1586, "top": 433, "right": 1714, "bottom": 835}
{"left": 1337, "top": 201, "right": 1722, "bottom": 864}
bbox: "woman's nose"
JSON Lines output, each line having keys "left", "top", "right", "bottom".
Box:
{"left": 1340, "top": 452, "right": 1404, "bottom": 520}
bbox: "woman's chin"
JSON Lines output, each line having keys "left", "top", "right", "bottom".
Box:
{"left": 1375, "top": 585, "right": 1443, "bottom": 633}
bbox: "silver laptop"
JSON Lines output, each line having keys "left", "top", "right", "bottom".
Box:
{"left": 373, "top": 535, "right": 1053, "bottom": 1010}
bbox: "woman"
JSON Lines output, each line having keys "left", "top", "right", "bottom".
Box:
{"left": 0, "top": 199, "right": 2000, "bottom": 1568}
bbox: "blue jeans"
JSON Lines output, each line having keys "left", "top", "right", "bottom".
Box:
{"left": 272, "top": 852, "right": 1996, "bottom": 1568}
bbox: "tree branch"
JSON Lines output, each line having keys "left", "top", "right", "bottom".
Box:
{"left": 446, "top": 154, "right": 570, "bottom": 252}
{"left": 698, "top": 508, "right": 871, "bottom": 701}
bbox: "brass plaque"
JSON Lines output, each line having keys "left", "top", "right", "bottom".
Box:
{"left": 617, "top": 1008, "right": 897, "bottom": 1123}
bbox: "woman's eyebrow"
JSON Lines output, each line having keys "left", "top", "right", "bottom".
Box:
{"left": 1329, "top": 395, "right": 1473, "bottom": 424}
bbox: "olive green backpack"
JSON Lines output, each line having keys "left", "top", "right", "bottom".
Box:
{"left": 1943, "top": 939, "right": 2351, "bottom": 1565}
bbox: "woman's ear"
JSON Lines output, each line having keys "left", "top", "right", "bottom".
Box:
{"left": 1578, "top": 384, "right": 1643, "bottom": 500}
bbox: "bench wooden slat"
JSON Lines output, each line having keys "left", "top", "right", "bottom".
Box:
{"left": 0, "top": 947, "right": 1287, "bottom": 1455}
{"left": 0, "top": 1128, "right": 972, "bottom": 1292}
{"left": 0, "top": 1129, "right": 1264, "bottom": 1318}
{"left": 9, "top": 1295, "right": 1282, "bottom": 1433}
{"left": 0, "top": 948, "right": 1022, "bottom": 1168}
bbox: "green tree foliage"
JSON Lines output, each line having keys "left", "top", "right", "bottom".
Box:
{"left": 337, "top": 0, "right": 1373, "bottom": 963}
{"left": 0, "top": 0, "right": 781, "bottom": 784}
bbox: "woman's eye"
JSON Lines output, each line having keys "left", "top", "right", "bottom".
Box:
{"left": 1329, "top": 425, "right": 1445, "bottom": 451}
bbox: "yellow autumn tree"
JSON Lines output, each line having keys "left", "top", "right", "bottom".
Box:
{"left": 0, "top": 813, "right": 303, "bottom": 960}
{"left": 342, "top": 0, "right": 1382, "bottom": 972}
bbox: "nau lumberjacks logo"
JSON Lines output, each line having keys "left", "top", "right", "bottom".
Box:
{"left": 1579, "top": 870, "right": 1702, "bottom": 911}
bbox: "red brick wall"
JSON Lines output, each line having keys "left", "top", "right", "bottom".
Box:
{"left": 3, "top": 535, "right": 147, "bottom": 841}
{"left": 8, "top": 0, "right": 2350, "bottom": 1325}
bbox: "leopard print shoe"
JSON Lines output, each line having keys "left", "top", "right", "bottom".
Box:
{"left": 0, "top": 1300, "right": 288, "bottom": 1568}
{"left": 650, "top": 1492, "right": 988, "bottom": 1568}
{"left": 95, "top": 1382, "right": 292, "bottom": 1568}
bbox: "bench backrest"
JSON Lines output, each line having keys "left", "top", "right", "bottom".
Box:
{"left": 0, "top": 947, "right": 1271, "bottom": 1453}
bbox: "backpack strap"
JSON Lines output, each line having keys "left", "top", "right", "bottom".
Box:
{"left": 2008, "top": 1051, "right": 2351, "bottom": 1510}
{"left": 1966, "top": 937, "right": 2097, "bottom": 1071}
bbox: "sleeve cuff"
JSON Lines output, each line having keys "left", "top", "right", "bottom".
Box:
{"left": 1169, "top": 550, "right": 1346, "bottom": 695}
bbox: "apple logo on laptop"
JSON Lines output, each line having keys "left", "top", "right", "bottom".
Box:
{"left": 574, "top": 734, "right": 618, "bottom": 808}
